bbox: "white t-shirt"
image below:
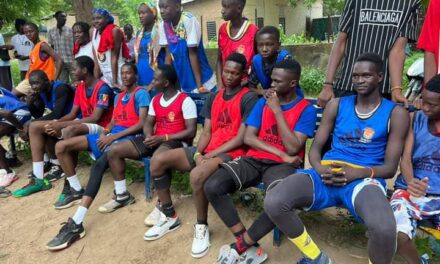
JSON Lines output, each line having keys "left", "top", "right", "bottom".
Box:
{"left": 148, "top": 92, "right": 197, "bottom": 119}
{"left": 11, "top": 34, "right": 33, "bottom": 71}
{"left": 75, "top": 41, "right": 94, "bottom": 60}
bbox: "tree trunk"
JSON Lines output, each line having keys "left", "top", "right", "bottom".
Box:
{"left": 72, "top": 0, "right": 94, "bottom": 24}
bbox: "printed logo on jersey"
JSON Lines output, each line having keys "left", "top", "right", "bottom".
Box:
{"left": 236, "top": 44, "right": 246, "bottom": 54}
{"left": 168, "top": 111, "right": 176, "bottom": 122}
{"left": 413, "top": 151, "right": 440, "bottom": 174}
{"left": 359, "top": 127, "right": 375, "bottom": 143}
{"left": 217, "top": 109, "right": 233, "bottom": 129}
{"left": 359, "top": 9, "right": 402, "bottom": 27}
{"left": 338, "top": 129, "right": 367, "bottom": 151}
{"left": 263, "top": 124, "right": 283, "bottom": 146}
{"left": 97, "top": 94, "right": 109, "bottom": 107}
{"left": 114, "top": 110, "right": 128, "bottom": 121}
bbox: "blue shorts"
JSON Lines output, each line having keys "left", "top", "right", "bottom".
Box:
{"left": 299, "top": 168, "right": 387, "bottom": 223}
{"left": 86, "top": 128, "right": 140, "bottom": 160}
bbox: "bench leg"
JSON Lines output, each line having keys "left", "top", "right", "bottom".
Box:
{"left": 143, "top": 158, "right": 153, "bottom": 200}
{"left": 273, "top": 226, "right": 282, "bottom": 247}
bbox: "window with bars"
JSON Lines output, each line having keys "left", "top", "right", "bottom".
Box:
{"left": 206, "top": 21, "right": 217, "bottom": 41}
{"left": 257, "top": 17, "right": 264, "bottom": 28}
{"left": 279, "top": 17, "right": 286, "bottom": 34}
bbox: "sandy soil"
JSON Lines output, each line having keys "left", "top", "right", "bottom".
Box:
{"left": 0, "top": 159, "right": 406, "bottom": 264}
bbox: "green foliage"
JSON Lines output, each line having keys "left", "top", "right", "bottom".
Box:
{"left": 288, "top": 0, "right": 345, "bottom": 16}
{"left": 171, "top": 170, "right": 192, "bottom": 195}
{"left": 10, "top": 60, "right": 20, "bottom": 88}
{"left": 403, "top": 51, "right": 424, "bottom": 90}
{"left": 280, "top": 32, "right": 320, "bottom": 46}
{"left": 205, "top": 38, "right": 219, "bottom": 49}
{"left": 300, "top": 67, "right": 326, "bottom": 97}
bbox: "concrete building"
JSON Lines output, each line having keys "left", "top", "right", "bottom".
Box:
{"left": 183, "top": 0, "right": 323, "bottom": 44}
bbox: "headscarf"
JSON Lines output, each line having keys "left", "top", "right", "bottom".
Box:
{"left": 134, "top": 1, "right": 162, "bottom": 69}
{"left": 93, "top": 8, "right": 115, "bottom": 24}
{"left": 92, "top": 8, "right": 130, "bottom": 59}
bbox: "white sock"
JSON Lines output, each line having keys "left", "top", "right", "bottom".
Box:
{"left": 33, "top": 161, "right": 44, "bottom": 179}
{"left": 72, "top": 206, "right": 88, "bottom": 224}
{"left": 50, "top": 159, "right": 60, "bottom": 165}
{"left": 67, "top": 175, "right": 82, "bottom": 191}
{"left": 114, "top": 180, "right": 127, "bottom": 195}
{"left": 43, "top": 153, "right": 49, "bottom": 162}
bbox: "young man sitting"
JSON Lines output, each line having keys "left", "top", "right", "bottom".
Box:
{"left": 143, "top": 53, "right": 258, "bottom": 259}
{"left": 98, "top": 64, "right": 197, "bottom": 213}
{"left": 263, "top": 53, "right": 409, "bottom": 264}
{"left": 391, "top": 75, "right": 440, "bottom": 264}
{"left": 51, "top": 63, "right": 149, "bottom": 210}
{"left": 248, "top": 26, "right": 303, "bottom": 98}
{"left": 0, "top": 87, "right": 31, "bottom": 187}
{"left": 204, "top": 59, "right": 317, "bottom": 263}
{"left": 12, "top": 70, "right": 74, "bottom": 197}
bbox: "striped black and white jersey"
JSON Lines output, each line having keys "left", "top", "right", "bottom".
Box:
{"left": 335, "top": 0, "right": 420, "bottom": 94}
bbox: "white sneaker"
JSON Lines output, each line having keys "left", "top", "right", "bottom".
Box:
{"left": 216, "top": 244, "right": 240, "bottom": 264}
{"left": 144, "top": 205, "right": 166, "bottom": 226}
{"left": 143, "top": 216, "right": 181, "bottom": 241}
{"left": 0, "top": 169, "right": 17, "bottom": 187}
{"left": 191, "top": 224, "right": 210, "bottom": 258}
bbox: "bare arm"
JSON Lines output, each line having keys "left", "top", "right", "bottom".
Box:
{"left": 244, "top": 126, "right": 288, "bottom": 158}
{"left": 389, "top": 37, "right": 409, "bottom": 106}
{"left": 0, "top": 110, "right": 23, "bottom": 129}
{"left": 41, "top": 42, "right": 64, "bottom": 80}
{"left": 400, "top": 112, "right": 414, "bottom": 181}
{"left": 188, "top": 47, "right": 203, "bottom": 88}
{"left": 164, "top": 46, "right": 172, "bottom": 65}
{"left": 143, "top": 114, "right": 155, "bottom": 138}
{"left": 424, "top": 51, "right": 437, "bottom": 84}
{"left": 317, "top": 32, "right": 347, "bottom": 107}
{"left": 196, "top": 118, "right": 212, "bottom": 153}
{"left": 168, "top": 118, "right": 197, "bottom": 141}
{"left": 111, "top": 28, "right": 123, "bottom": 87}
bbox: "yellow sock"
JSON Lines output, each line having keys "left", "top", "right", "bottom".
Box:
{"left": 289, "top": 228, "right": 321, "bottom": 260}
{"left": 369, "top": 260, "right": 373, "bottom": 264}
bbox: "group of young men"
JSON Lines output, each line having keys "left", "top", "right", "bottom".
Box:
{"left": 0, "top": 0, "right": 439, "bottom": 263}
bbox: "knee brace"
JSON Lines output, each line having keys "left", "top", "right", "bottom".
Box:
{"left": 153, "top": 174, "right": 171, "bottom": 190}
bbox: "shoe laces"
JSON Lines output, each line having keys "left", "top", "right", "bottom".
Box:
{"left": 194, "top": 225, "right": 206, "bottom": 240}
{"left": 48, "top": 165, "right": 60, "bottom": 175}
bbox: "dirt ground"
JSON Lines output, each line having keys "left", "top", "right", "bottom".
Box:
{"left": 0, "top": 159, "right": 408, "bottom": 264}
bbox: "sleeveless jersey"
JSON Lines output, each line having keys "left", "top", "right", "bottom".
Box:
{"left": 75, "top": 80, "right": 113, "bottom": 127}
{"left": 113, "top": 86, "right": 143, "bottom": 127}
{"left": 92, "top": 28, "right": 125, "bottom": 86}
{"left": 246, "top": 98, "right": 310, "bottom": 163}
{"left": 152, "top": 92, "right": 188, "bottom": 136}
{"left": 395, "top": 111, "right": 440, "bottom": 195}
{"left": 323, "top": 95, "right": 396, "bottom": 167}
{"left": 26, "top": 42, "right": 56, "bottom": 81}
{"left": 0, "top": 87, "right": 28, "bottom": 112}
{"left": 218, "top": 21, "right": 258, "bottom": 71}
{"left": 204, "top": 88, "right": 250, "bottom": 158}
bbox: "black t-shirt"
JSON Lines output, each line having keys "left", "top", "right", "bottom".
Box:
{"left": 201, "top": 88, "right": 258, "bottom": 122}
{"left": 335, "top": 0, "right": 420, "bottom": 94}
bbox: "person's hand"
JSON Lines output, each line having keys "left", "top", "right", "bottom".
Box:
{"left": 317, "top": 85, "right": 334, "bottom": 108}
{"left": 194, "top": 154, "right": 205, "bottom": 166}
{"left": 280, "top": 154, "right": 303, "bottom": 167}
{"left": 97, "top": 134, "right": 116, "bottom": 151}
{"left": 45, "top": 121, "right": 62, "bottom": 137}
{"left": 143, "top": 135, "right": 165, "bottom": 148}
{"left": 198, "top": 87, "right": 210, "bottom": 94}
{"left": 391, "top": 89, "right": 409, "bottom": 108}
{"left": 320, "top": 163, "right": 361, "bottom": 186}
{"left": 407, "top": 177, "right": 429, "bottom": 197}
{"left": 19, "top": 122, "right": 30, "bottom": 141}
{"left": 265, "top": 89, "right": 281, "bottom": 114}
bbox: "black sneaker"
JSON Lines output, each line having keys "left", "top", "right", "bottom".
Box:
{"left": 98, "top": 191, "right": 136, "bottom": 213}
{"left": 46, "top": 218, "right": 86, "bottom": 251}
{"left": 54, "top": 180, "right": 84, "bottom": 210}
{"left": 27, "top": 161, "right": 52, "bottom": 178}
{"left": 46, "top": 165, "right": 64, "bottom": 182}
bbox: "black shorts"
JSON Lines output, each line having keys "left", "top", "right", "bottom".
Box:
{"left": 129, "top": 137, "right": 184, "bottom": 159}
{"left": 220, "top": 156, "right": 298, "bottom": 190}
{"left": 183, "top": 146, "right": 233, "bottom": 169}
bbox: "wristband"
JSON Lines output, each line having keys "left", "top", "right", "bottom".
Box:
{"left": 193, "top": 151, "right": 202, "bottom": 161}
{"left": 390, "top": 86, "right": 402, "bottom": 92}
{"left": 369, "top": 167, "right": 375, "bottom": 178}
{"left": 324, "top": 82, "right": 334, "bottom": 86}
